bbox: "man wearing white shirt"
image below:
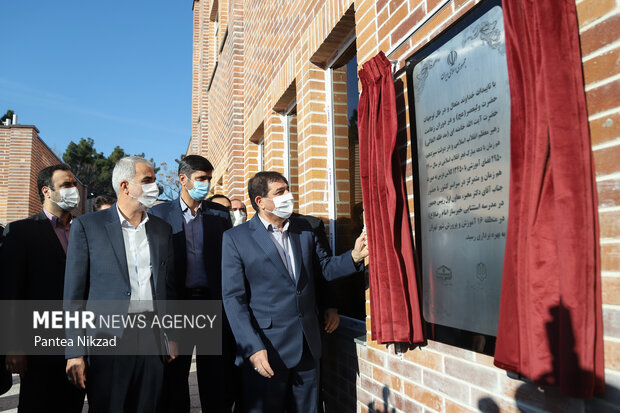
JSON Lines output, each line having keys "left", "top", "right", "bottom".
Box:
{"left": 63, "top": 156, "right": 177, "bottom": 413}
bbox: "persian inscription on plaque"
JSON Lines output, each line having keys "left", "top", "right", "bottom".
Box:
{"left": 410, "top": 3, "right": 510, "bottom": 336}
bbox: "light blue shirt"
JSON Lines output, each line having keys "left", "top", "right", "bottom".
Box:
{"left": 180, "top": 197, "right": 208, "bottom": 288}
{"left": 258, "top": 214, "right": 297, "bottom": 282}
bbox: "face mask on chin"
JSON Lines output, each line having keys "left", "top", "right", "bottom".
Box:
{"left": 129, "top": 181, "right": 159, "bottom": 209}
{"left": 264, "top": 192, "right": 294, "bottom": 219}
{"left": 50, "top": 187, "right": 80, "bottom": 211}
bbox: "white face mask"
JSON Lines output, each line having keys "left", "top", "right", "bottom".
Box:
{"left": 51, "top": 187, "right": 80, "bottom": 211}
{"left": 129, "top": 181, "right": 159, "bottom": 209}
{"left": 232, "top": 210, "right": 247, "bottom": 226}
{"left": 265, "top": 192, "right": 294, "bottom": 219}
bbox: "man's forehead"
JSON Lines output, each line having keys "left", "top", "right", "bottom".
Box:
{"left": 268, "top": 180, "right": 288, "bottom": 191}
{"left": 51, "top": 169, "right": 76, "bottom": 182}
{"left": 192, "top": 170, "right": 212, "bottom": 178}
{"left": 135, "top": 162, "right": 155, "bottom": 176}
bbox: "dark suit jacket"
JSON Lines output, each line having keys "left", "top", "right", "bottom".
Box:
{"left": 63, "top": 204, "right": 176, "bottom": 357}
{"left": 222, "top": 214, "right": 361, "bottom": 368}
{"left": 0, "top": 223, "right": 11, "bottom": 396}
{"left": 149, "top": 198, "right": 231, "bottom": 299}
{"left": 1, "top": 211, "right": 68, "bottom": 301}
{"left": 291, "top": 213, "right": 338, "bottom": 313}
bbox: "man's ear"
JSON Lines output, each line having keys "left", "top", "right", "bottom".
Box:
{"left": 119, "top": 180, "right": 130, "bottom": 195}
{"left": 179, "top": 174, "right": 187, "bottom": 187}
{"left": 41, "top": 186, "right": 52, "bottom": 199}
{"left": 255, "top": 196, "right": 263, "bottom": 210}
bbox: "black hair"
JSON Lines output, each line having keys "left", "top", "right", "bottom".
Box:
{"left": 207, "top": 194, "right": 231, "bottom": 204}
{"left": 247, "top": 171, "right": 288, "bottom": 211}
{"left": 37, "top": 164, "right": 72, "bottom": 203}
{"left": 178, "top": 155, "right": 214, "bottom": 178}
{"left": 93, "top": 195, "right": 116, "bottom": 212}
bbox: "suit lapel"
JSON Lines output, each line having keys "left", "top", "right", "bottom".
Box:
{"left": 169, "top": 199, "right": 185, "bottom": 234}
{"left": 249, "top": 216, "right": 294, "bottom": 284}
{"left": 34, "top": 211, "right": 66, "bottom": 259}
{"left": 288, "top": 222, "right": 304, "bottom": 287}
{"left": 105, "top": 206, "right": 130, "bottom": 283}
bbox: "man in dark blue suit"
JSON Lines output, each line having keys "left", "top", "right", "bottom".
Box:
{"left": 64, "top": 156, "right": 177, "bottom": 413}
{"left": 149, "top": 155, "right": 237, "bottom": 412}
{"left": 222, "top": 171, "right": 368, "bottom": 413}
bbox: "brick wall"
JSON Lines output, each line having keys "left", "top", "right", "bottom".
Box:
{"left": 191, "top": 0, "right": 620, "bottom": 411}
{"left": 0, "top": 125, "right": 86, "bottom": 226}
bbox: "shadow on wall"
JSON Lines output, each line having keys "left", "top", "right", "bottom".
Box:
{"left": 368, "top": 386, "right": 396, "bottom": 413}
{"left": 478, "top": 304, "right": 617, "bottom": 412}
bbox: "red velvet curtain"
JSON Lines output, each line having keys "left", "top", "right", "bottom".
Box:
{"left": 494, "top": 0, "right": 604, "bottom": 398}
{"left": 358, "top": 52, "right": 424, "bottom": 344}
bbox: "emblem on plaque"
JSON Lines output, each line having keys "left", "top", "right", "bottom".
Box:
{"left": 447, "top": 50, "right": 458, "bottom": 66}
{"left": 476, "top": 262, "right": 487, "bottom": 281}
{"left": 436, "top": 265, "right": 452, "bottom": 280}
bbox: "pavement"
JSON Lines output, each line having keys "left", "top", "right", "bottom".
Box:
{"left": 0, "top": 357, "right": 203, "bottom": 412}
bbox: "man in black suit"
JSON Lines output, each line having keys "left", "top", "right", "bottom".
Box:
{"left": 0, "top": 223, "right": 13, "bottom": 397}
{"left": 0, "top": 164, "right": 85, "bottom": 412}
{"left": 150, "top": 155, "right": 238, "bottom": 412}
{"left": 63, "top": 156, "right": 176, "bottom": 412}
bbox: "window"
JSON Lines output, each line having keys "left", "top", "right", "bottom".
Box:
{"left": 325, "top": 42, "right": 365, "bottom": 320}
{"left": 257, "top": 139, "right": 264, "bottom": 172}
{"left": 281, "top": 103, "right": 298, "bottom": 210}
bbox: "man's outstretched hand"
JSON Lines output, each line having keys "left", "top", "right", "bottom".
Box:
{"left": 351, "top": 232, "right": 368, "bottom": 263}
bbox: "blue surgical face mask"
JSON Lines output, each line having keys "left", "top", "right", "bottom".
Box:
{"left": 187, "top": 179, "right": 210, "bottom": 200}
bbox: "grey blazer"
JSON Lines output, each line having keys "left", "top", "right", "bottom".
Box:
{"left": 63, "top": 204, "right": 176, "bottom": 357}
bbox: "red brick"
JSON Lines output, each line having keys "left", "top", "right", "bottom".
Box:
{"left": 579, "top": 14, "right": 620, "bottom": 56}
{"left": 583, "top": 46, "right": 620, "bottom": 86}
{"left": 444, "top": 358, "right": 499, "bottom": 392}
{"left": 586, "top": 78, "right": 620, "bottom": 116}
{"left": 403, "top": 347, "right": 443, "bottom": 371}
{"left": 602, "top": 243, "right": 620, "bottom": 273}
{"left": 605, "top": 339, "right": 620, "bottom": 371}
{"left": 593, "top": 144, "right": 620, "bottom": 177}
{"left": 445, "top": 399, "right": 477, "bottom": 413}
{"left": 372, "top": 365, "right": 403, "bottom": 391}
{"left": 366, "top": 347, "right": 387, "bottom": 368}
{"left": 390, "top": 3, "right": 426, "bottom": 45}
{"left": 403, "top": 381, "right": 443, "bottom": 410}
{"left": 387, "top": 354, "right": 422, "bottom": 383}
{"left": 599, "top": 209, "right": 620, "bottom": 240}
{"left": 423, "top": 369, "right": 469, "bottom": 404}
{"left": 589, "top": 112, "right": 620, "bottom": 147}
{"left": 426, "top": 340, "right": 475, "bottom": 361}
{"left": 577, "top": 0, "right": 616, "bottom": 27}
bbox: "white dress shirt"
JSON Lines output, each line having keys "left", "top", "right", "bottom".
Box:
{"left": 117, "top": 205, "right": 154, "bottom": 312}
{"left": 258, "top": 214, "right": 297, "bottom": 282}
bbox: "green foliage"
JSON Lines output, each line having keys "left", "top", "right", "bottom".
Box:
{"left": 62, "top": 138, "right": 161, "bottom": 197}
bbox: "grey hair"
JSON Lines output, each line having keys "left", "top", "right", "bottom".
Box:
{"left": 111, "top": 156, "right": 154, "bottom": 196}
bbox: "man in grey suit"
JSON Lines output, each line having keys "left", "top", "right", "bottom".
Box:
{"left": 64, "top": 156, "right": 177, "bottom": 413}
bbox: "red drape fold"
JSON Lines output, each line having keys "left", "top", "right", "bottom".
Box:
{"left": 494, "top": 0, "right": 604, "bottom": 398}
{"left": 358, "top": 52, "right": 424, "bottom": 344}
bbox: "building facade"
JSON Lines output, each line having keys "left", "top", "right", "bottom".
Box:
{"left": 190, "top": 0, "right": 620, "bottom": 411}
{"left": 0, "top": 123, "right": 87, "bottom": 226}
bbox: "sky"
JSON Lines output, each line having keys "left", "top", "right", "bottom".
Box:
{"left": 0, "top": 0, "right": 193, "bottom": 178}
